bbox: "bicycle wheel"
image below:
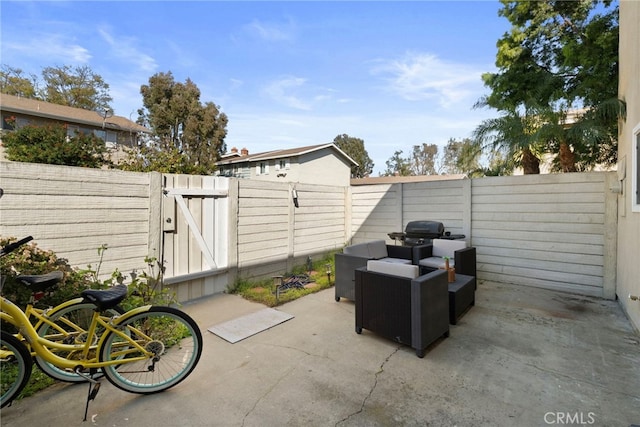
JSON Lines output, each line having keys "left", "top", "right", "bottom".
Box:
{"left": 99, "top": 306, "right": 202, "bottom": 394}
{"left": 34, "top": 302, "right": 124, "bottom": 383}
{"left": 1, "top": 331, "right": 33, "bottom": 408}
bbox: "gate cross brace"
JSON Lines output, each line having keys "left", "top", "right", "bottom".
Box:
{"left": 165, "top": 187, "right": 228, "bottom": 270}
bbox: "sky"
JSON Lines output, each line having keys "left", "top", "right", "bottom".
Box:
{"left": 1, "top": 1, "right": 512, "bottom": 175}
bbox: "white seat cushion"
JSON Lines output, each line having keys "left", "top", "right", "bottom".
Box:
{"left": 419, "top": 257, "right": 455, "bottom": 270}
{"left": 379, "top": 257, "right": 412, "bottom": 264}
{"left": 367, "top": 260, "right": 419, "bottom": 279}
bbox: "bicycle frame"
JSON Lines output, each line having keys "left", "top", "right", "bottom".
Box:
{"left": 19, "top": 297, "right": 93, "bottom": 343}
{"left": 1, "top": 295, "right": 154, "bottom": 371}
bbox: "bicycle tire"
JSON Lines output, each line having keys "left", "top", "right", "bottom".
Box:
{"left": 1, "top": 331, "right": 33, "bottom": 408}
{"left": 99, "top": 306, "right": 202, "bottom": 394}
{"left": 34, "top": 303, "right": 124, "bottom": 383}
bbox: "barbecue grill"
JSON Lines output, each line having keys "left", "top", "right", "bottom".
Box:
{"left": 402, "top": 220, "right": 444, "bottom": 246}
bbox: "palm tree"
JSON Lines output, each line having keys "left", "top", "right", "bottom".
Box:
{"left": 472, "top": 109, "right": 543, "bottom": 175}
{"left": 535, "top": 99, "right": 625, "bottom": 173}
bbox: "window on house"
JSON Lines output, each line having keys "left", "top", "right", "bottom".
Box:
{"left": 277, "top": 159, "right": 290, "bottom": 170}
{"left": 256, "top": 162, "right": 268, "bottom": 175}
{"left": 66, "top": 125, "right": 79, "bottom": 138}
{"left": 633, "top": 123, "right": 640, "bottom": 212}
{"left": 2, "top": 114, "right": 16, "bottom": 130}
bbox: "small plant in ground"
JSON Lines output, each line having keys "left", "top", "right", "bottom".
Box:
{"left": 116, "top": 256, "right": 178, "bottom": 310}
{"left": 230, "top": 251, "right": 338, "bottom": 307}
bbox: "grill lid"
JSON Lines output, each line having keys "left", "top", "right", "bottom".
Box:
{"left": 404, "top": 221, "right": 444, "bottom": 238}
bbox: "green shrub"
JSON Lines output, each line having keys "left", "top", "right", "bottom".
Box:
{"left": 0, "top": 237, "right": 100, "bottom": 310}
{"left": 116, "top": 256, "right": 178, "bottom": 310}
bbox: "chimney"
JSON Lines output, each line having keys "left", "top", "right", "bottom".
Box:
{"left": 231, "top": 147, "right": 238, "bottom": 153}
{"left": 241, "top": 147, "right": 249, "bottom": 156}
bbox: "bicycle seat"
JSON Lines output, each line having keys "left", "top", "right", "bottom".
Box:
{"left": 81, "top": 284, "right": 128, "bottom": 311}
{"left": 17, "top": 271, "right": 64, "bottom": 293}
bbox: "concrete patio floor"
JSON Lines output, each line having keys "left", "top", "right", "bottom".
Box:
{"left": 1, "top": 281, "right": 639, "bottom": 426}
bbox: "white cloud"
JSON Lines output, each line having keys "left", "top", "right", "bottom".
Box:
{"left": 244, "top": 18, "right": 295, "bottom": 42}
{"left": 4, "top": 35, "right": 91, "bottom": 63}
{"left": 371, "top": 52, "right": 484, "bottom": 108}
{"left": 263, "top": 77, "right": 312, "bottom": 110}
{"left": 98, "top": 27, "right": 157, "bottom": 72}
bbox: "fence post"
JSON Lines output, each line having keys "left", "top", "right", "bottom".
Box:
{"left": 344, "top": 186, "right": 352, "bottom": 245}
{"left": 227, "top": 178, "right": 239, "bottom": 287}
{"left": 148, "top": 172, "right": 163, "bottom": 263}
{"left": 603, "top": 172, "right": 618, "bottom": 299}
{"left": 287, "top": 182, "right": 296, "bottom": 271}
{"left": 462, "top": 179, "right": 472, "bottom": 243}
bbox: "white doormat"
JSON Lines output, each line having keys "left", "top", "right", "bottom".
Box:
{"left": 207, "top": 308, "right": 294, "bottom": 343}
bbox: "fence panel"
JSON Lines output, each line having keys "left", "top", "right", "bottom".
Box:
{"left": 0, "top": 161, "right": 151, "bottom": 277}
{"left": 350, "top": 179, "right": 471, "bottom": 244}
{"left": 1, "top": 162, "right": 617, "bottom": 300}
{"left": 471, "top": 173, "right": 615, "bottom": 297}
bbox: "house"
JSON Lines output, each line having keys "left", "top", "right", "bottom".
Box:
{"left": 215, "top": 143, "right": 358, "bottom": 187}
{"left": 0, "top": 93, "right": 150, "bottom": 161}
{"left": 617, "top": 0, "right": 640, "bottom": 332}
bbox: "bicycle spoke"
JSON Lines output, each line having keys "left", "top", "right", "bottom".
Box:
{"left": 100, "top": 306, "right": 202, "bottom": 394}
{"left": 1, "top": 331, "right": 33, "bottom": 408}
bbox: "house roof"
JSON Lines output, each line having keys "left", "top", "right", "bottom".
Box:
{"left": 0, "top": 93, "right": 150, "bottom": 133}
{"left": 351, "top": 174, "right": 468, "bottom": 185}
{"left": 217, "top": 143, "right": 359, "bottom": 166}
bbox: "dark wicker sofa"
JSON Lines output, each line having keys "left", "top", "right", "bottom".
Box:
{"left": 354, "top": 260, "right": 450, "bottom": 358}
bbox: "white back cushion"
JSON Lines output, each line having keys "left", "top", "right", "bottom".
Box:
{"left": 432, "top": 239, "right": 467, "bottom": 258}
{"left": 367, "top": 260, "right": 419, "bottom": 279}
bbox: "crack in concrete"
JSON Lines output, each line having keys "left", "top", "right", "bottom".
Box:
{"left": 335, "top": 346, "right": 400, "bottom": 426}
{"left": 241, "top": 365, "right": 296, "bottom": 427}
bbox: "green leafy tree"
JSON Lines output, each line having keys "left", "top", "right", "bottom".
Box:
{"left": 41, "top": 65, "right": 112, "bottom": 111}
{"left": 332, "top": 134, "right": 373, "bottom": 178}
{"left": 409, "top": 143, "right": 439, "bottom": 175}
{"left": 0, "top": 65, "right": 38, "bottom": 98}
{"left": 473, "top": 109, "right": 543, "bottom": 175}
{"left": 2, "top": 123, "right": 109, "bottom": 168}
{"left": 441, "top": 138, "right": 482, "bottom": 176}
{"left": 477, "top": 0, "right": 621, "bottom": 171}
{"left": 383, "top": 150, "right": 411, "bottom": 176}
{"left": 134, "top": 71, "right": 228, "bottom": 174}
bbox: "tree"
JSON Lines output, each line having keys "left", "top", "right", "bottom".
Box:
{"left": 0, "top": 65, "right": 37, "bottom": 98}
{"left": 477, "top": 0, "right": 622, "bottom": 171}
{"left": 383, "top": 150, "right": 411, "bottom": 176}
{"left": 409, "top": 143, "right": 439, "bottom": 175}
{"left": 332, "top": 134, "right": 373, "bottom": 178}
{"left": 41, "top": 65, "right": 112, "bottom": 111}
{"left": 441, "top": 138, "right": 482, "bottom": 176}
{"left": 473, "top": 109, "right": 543, "bottom": 175}
{"left": 134, "top": 71, "right": 228, "bottom": 174}
{"left": 2, "top": 123, "right": 109, "bottom": 168}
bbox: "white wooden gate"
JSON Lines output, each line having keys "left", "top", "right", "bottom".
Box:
{"left": 161, "top": 174, "right": 230, "bottom": 301}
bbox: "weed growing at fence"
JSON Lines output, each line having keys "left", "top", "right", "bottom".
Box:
{"left": 229, "top": 251, "right": 337, "bottom": 307}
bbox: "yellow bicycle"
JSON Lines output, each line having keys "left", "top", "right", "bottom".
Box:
{"left": 0, "top": 237, "right": 124, "bottom": 384}
{"left": 1, "top": 269, "right": 202, "bottom": 419}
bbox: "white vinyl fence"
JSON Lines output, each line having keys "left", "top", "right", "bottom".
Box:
{"left": 349, "top": 172, "right": 617, "bottom": 298}
{"left": 0, "top": 161, "right": 155, "bottom": 277}
{"left": 0, "top": 161, "right": 618, "bottom": 301}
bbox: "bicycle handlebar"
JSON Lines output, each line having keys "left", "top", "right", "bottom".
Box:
{"left": 0, "top": 236, "right": 34, "bottom": 257}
